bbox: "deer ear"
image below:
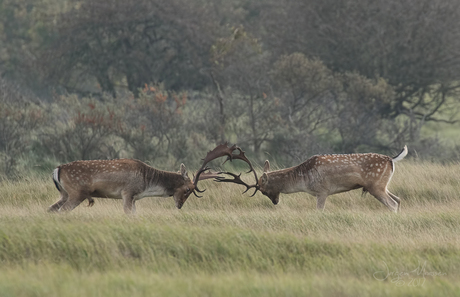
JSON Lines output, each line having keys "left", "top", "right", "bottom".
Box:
{"left": 263, "top": 160, "right": 270, "bottom": 172}
{"left": 261, "top": 173, "right": 269, "bottom": 185}
{"left": 180, "top": 163, "right": 188, "bottom": 179}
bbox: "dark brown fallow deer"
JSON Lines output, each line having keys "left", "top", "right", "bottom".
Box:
{"left": 216, "top": 146, "right": 408, "bottom": 212}
{"left": 49, "top": 144, "right": 240, "bottom": 214}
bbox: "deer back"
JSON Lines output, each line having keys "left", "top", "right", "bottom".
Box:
{"left": 55, "top": 159, "right": 189, "bottom": 199}
{"left": 260, "top": 152, "right": 396, "bottom": 197}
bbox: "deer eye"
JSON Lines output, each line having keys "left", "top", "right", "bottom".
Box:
{"left": 186, "top": 187, "right": 190, "bottom": 192}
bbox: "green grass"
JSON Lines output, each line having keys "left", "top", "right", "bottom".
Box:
{"left": 0, "top": 160, "right": 459, "bottom": 296}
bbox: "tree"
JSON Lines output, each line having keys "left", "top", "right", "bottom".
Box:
{"left": 41, "top": 95, "right": 122, "bottom": 162}
{"left": 260, "top": 0, "right": 460, "bottom": 122}
{"left": 0, "top": 0, "right": 48, "bottom": 92}
{"left": 0, "top": 78, "right": 43, "bottom": 177}
{"left": 210, "top": 26, "right": 280, "bottom": 154}
{"left": 332, "top": 73, "right": 396, "bottom": 152}
{"left": 271, "top": 53, "right": 397, "bottom": 158}
{"left": 269, "top": 53, "right": 337, "bottom": 160}
{"left": 115, "top": 85, "right": 187, "bottom": 162}
{"left": 39, "top": 0, "right": 218, "bottom": 97}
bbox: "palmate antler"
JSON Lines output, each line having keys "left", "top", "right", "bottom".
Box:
{"left": 214, "top": 171, "right": 259, "bottom": 196}
{"left": 210, "top": 143, "right": 260, "bottom": 196}
{"left": 192, "top": 142, "right": 260, "bottom": 197}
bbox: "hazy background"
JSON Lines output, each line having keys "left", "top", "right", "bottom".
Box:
{"left": 1, "top": 0, "right": 460, "bottom": 178}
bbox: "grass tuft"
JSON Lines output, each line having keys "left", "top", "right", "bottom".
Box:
{"left": 0, "top": 161, "right": 459, "bottom": 296}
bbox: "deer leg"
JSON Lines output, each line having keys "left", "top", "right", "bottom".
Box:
{"left": 316, "top": 194, "right": 328, "bottom": 210}
{"left": 122, "top": 192, "right": 136, "bottom": 215}
{"left": 387, "top": 191, "right": 401, "bottom": 212}
{"left": 368, "top": 188, "right": 398, "bottom": 213}
{"left": 59, "top": 191, "right": 89, "bottom": 212}
{"left": 48, "top": 191, "right": 69, "bottom": 212}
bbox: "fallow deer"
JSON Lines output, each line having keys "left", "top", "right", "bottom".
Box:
{"left": 49, "top": 144, "right": 237, "bottom": 214}
{"left": 216, "top": 145, "right": 408, "bottom": 212}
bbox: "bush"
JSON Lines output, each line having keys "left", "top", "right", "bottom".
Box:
{"left": 0, "top": 78, "right": 44, "bottom": 179}
{"left": 40, "top": 94, "right": 123, "bottom": 162}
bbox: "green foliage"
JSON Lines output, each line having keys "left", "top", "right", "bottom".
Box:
{"left": 263, "top": 0, "right": 460, "bottom": 123}
{"left": 37, "top": 0, "right": 216, "bottom": 96}
{"left": 0, "top": 99, "right": 43, "bottom": 178}
{"left": 334, "top": 72, "right": 397, "bottom": 152}
{"left": 1, "top": 0, "right": 460, "bottom": 175}
{"left": 270, "top": 53, "right": 402, "bottom": 157}
{"left": 40, "top": 94, "right": 122, "bottom": 162}
{"left": 115, "top": 85, "right": 187, "bottom": 162}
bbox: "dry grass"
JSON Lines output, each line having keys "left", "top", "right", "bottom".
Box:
{"left": 0, "top": 160, "right": 459, "bottom": 296}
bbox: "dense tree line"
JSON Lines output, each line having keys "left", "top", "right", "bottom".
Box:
{"left": 1, "top": 0, "right": 460, "bottom": 178}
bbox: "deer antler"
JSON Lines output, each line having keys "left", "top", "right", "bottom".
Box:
{"left": 203, "top": 143, "right": 260, "bottom": 196}
{"left": 221, "top": 145, "right": 259, "bottom": 184}
{"left": 214, "top": 171, "right": 259, "bottom": 197}
{"left": 193, "top": 142, "right": 259, "bottom": 197}
{"left": 191, "top": 169, "right": 220, "bottom": 197}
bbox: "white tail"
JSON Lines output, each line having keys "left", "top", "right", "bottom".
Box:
{"left": 392, "top": 145, "right": 408, "bottom": 162}
{"left": 219, "top": 146, "right": 408, "bottom": 212}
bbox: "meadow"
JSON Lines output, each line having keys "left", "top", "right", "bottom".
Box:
{"left": 0, "top": 160, "right": 459, "bottom": 296}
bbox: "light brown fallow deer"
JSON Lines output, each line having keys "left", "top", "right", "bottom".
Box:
{"left": 49, "top": 144, "right": 239, "bottom": 214}
{"left": 216, "top": 146, "right": 408, "bottom": 212}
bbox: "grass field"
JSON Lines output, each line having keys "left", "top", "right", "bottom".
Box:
{"left": 1, "top": 160, "right": 459, "bottom": 296}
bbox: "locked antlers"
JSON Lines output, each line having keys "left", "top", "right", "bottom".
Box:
{"left": 211, "top": 143, "right": 260, "bottom": 196}
{"left": 192, "top": 142, "right": 260, "bottom": 197}
{"left": 192, "top": 143, "right": 242, "bottom": 197}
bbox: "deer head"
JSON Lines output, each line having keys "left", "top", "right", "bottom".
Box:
{"left": 257, "top": 160, "right": 280, "bottom": 204}
{"left": 172, "top": 163, "right": 194, "bottom": 209}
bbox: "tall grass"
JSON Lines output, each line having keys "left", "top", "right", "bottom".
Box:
{"left": 0, "top": 160, "right": 459, "bottom": 296}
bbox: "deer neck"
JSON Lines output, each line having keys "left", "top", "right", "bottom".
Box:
{"left": 143, "top": 166, "right": 184, "bottom": 197}
{"left": 266, "top": 160, "right": 320, "bottom": 194}
{"left": 266, "top": 166, "right": 305, "bottom": 194}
